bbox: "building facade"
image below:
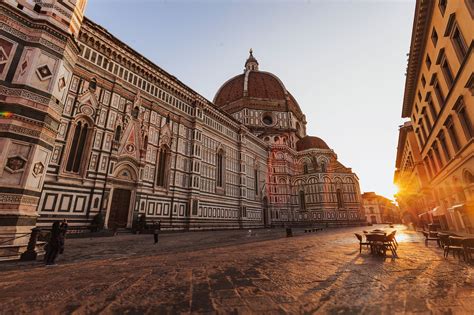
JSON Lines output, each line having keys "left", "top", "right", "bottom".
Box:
{"left": 0, "top": 0, "right": 363, "bottom": 241}
{"left": 394, "top": 0, "right": 474, "bottom": 232}
{"left": 361, "top": 192, "right": 399, "bottom": 224}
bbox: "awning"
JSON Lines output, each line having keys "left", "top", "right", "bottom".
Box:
{"left": 418, "top": 211, "right": 431, "bottom": 217}
{"left": 432, "top": 206, "right": 446, "bottom": 216}
{"left": 448, "top": 204, "right": 465, "bottom": 213}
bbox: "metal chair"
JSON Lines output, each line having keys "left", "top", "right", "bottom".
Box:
{"left": 462, "top": 238, "right": 474, "bottom": 262}
{"left": 437, "top": 233, "right": 450, "bottom": 253}
{"left": 422, "top": 230, "right": 439, "bottom": 246}
{"left": 355, "top": 233, "right": 370, "bottom": 253}
{"left": 445, "top": 236, "right": 465, "bottom": 260}
{"left": 384, "top": 233, "right": 398, "bottom": 257}
{"left": 366, "top": 234, "right": 387, "bottom": 256}
{"left": 388, "top": 231, "right": 398, "bottom": 249}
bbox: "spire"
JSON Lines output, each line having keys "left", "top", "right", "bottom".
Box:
{"left": 245, "top": 48, "right": 259, "bottom": 71}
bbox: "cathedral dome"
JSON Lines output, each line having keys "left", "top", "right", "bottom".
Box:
{"left": 296, "top": 136, "right": 330, "bottom": 151}
{"left": 213, "top": 50, "right": 304, "bottom": 120}
{"left": 214, "top": 71, "right": 287, "bottom": 106}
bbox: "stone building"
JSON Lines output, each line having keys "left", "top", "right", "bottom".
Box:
{"left": 361, "top": 192, "right": 399, "bottom": 224}
{"left": 0, "top": 0, "right": 362, "bottom": 242}
{"left": 394, "top": 0, "right": 473, "bottom": 232}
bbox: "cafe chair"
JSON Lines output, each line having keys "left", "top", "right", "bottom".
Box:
{"left": 355, "top": 233, "right": 370, "bottom": 253}
{"left": 462, "top": 238, "right": 474, "bottom": 262}
{"left": 445, "top": 236, "right": 465, "bottom": 260}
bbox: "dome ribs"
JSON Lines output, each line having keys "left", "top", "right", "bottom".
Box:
{"left": 296, "top": 136, "right": 330, "bottom": 151}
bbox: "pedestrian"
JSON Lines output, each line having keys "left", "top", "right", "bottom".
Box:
{"left": 153, "top": 220, "right": 161, "bottom": 244}
{"left": 59, "top": 219, "right": 68, "bottom": 254}
{"left": 139, "top": 214, "right": 147, "bottom": 234}
{"left": 44, "top": 221, "right": 61, "bottom": 266}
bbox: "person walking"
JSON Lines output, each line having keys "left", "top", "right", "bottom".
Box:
{"left": 59, "top": 219, "right": 68, "bottom": 254}
{"left": 153, "top": 220, "right": 161, "bottom": 244}
{"left": 44, "top": 221, "right": 61, "bottom": 266}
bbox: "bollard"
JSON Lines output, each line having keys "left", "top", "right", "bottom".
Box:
{"left": 20, "top": 227, "right": 41, "bottom": 261}
{"left": 286, "top": 228, "right": 293, "bottom": 237}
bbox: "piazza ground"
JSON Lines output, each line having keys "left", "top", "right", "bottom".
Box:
{"left": 0, "top": 225, "right": 473, "bottom": 314}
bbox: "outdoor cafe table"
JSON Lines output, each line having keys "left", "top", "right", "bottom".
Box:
{"left": 363, "top": 229, "right": 397, "bottom": 256}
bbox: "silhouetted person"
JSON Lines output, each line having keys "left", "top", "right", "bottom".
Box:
{"left": 44, "top": 221, "right": 61, "bottom": 266}
{"left": 139, "top": 214, "right": 147, "bottom": 234}
{"left": 59, "top": 219, "right": 68, "bottom": 254}
{"left": 153, "top": 220, "right": 161, "bottom": 244}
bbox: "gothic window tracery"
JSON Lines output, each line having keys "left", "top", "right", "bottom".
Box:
{"left": 216, "top": 149, "right": 225, "bottom": 188}
{"left": 156, "top": 145, "right": 170, "bottom": 187}
{"left": 299, "top": 190, "right": 306, "bottom": 211}
{"left": 114, "top": 125, "right": 121, "bottom": 141}
{"left": 66, "top": 120, "right": 91, "bottom": 173}
{"left": 336, "top": 188, "right": 344, "bottom": 209}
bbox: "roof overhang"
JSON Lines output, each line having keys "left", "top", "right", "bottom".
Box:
{"left": 395, "top": 122, "right": 413, "bottom": 168}
{"left": 401, "top": 0, "right": 434, "bottom": 118}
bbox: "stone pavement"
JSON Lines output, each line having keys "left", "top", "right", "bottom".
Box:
{"left": 0, "top": 225, "right": 473, "bottom": 314}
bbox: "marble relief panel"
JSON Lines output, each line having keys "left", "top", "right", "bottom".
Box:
{"left": 0, "top": 141, "right": 31, "bottom": 186}
{"left": 0, "top": 35, "right": 18, "bottom": 80}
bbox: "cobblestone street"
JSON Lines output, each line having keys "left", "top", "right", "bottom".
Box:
{"left": 0, "top": 225, "right": 473, "bottom": 314}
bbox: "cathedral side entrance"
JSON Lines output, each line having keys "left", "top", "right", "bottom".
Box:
{"left": 105, "top": 164, "right": 138, "bottom": 230}
{"left": 108, "top": 188, "right": 132, "bottom": 229}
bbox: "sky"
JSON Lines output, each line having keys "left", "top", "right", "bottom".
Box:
{"left": 85, "top": 0, "right": 415, "bottom": 200}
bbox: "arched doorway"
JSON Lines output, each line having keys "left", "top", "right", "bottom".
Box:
{"left": 106, "top": 164, "right": 138, "bottom": 229}
{"left": 262, "top": 196, "right": 269, "bottom": 227}
{"left": 108, "top": 188, "right": 132, "bottom": 229}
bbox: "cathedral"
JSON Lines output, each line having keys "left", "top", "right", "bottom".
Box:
{"left": 0, "top": 0, "right": 363, "bottom": 238}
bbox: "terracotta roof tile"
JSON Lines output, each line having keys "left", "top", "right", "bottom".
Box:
{"left": 296, "top": 136, "right": 330, "bottom": 151}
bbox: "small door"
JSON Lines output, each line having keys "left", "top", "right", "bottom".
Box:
{"left": 262, "top": 197, "right": 269, "bottom": 227}
{"left": 108, "top": 188, "right": 131, "bottom": 229}
{"left": 370, "top": 216, "right": 377, "bottom": 224}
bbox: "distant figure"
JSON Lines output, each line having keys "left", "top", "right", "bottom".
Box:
{"left": 44, "top": 221, "right": 61, "bottom": 266}
{"left": 153, "top": 220, "right": 161, "bottom": 244}
{"left": 112, "top": 221, "right": 118, "bottom": 236}
{"left": 59, "top": 219, "right": 68, "bottom": 254}
{"left": 139, "top": 214, "right": 147, "bottom": 234}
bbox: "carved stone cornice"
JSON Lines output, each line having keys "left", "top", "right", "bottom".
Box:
{"left": 402, "top": 0, "right": 434, "bottom": 118}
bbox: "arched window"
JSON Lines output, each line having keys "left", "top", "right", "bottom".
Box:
{"left": 66, "top": 121, "right": 89, "bottom": 173}
{"left": 132, "top": 106, "right": 139, "bottom": 119}
{"left": 143, "top": 136, "right": 148, "bottom": 151}
{"left": 303, "top": 163, "right": 309, "bottom": 174}
{"left": 93, "top": 197, "right": 100, "bottom": 208}
{"left": 89, "top": 78, "right": 97, "bottom": 91}
{"left": 114, "top": 125, "right": 121, "bottom": 141}
{"left": 254, "top": 168, "right": 259, "bottom": 196}
{"left": 312, "top": 157, "right": 319, "bottom": 169}
{"left": 156, "top": 146, "right": 169, "bottom": 187}
{"left": 336, "top": 188, "right": 344, "bottom": 209}
{"left": 464, "top": 170, "right": 474, "bottom": 185}
{"left": 216, "top": 150, "right": 224, "bottom": 188}
{"left": 320, "top": 161, "right": 327, "bottom": 172}
{"left": 299, "top": 190, "right": 306, "bottom": 211}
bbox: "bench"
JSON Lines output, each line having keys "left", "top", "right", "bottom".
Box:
{"left": 0, "top": 241, "right": 46, "bottom": 261}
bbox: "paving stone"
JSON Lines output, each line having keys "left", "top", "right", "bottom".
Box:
{"left": 0, "top": 225, "right": 473, "bottom": 314}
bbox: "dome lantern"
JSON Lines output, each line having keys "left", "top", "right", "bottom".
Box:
{"left": 245, "top": 48, "right": 259, "bottom": 71}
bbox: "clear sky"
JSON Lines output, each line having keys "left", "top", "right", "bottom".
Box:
{"left": 85, "top": 0, "right": 415, "bottom": 200}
